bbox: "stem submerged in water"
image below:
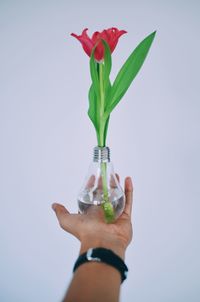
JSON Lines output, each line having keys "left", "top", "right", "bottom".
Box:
{"left": 101, "top": 162, "right": 109, "bottom": 202}
{"left": 101, "top": 162, "right": 115, "bottom": 223}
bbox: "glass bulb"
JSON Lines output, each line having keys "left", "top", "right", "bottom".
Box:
{"left": 77, "top": 146, "right": 125, "bottom": 220}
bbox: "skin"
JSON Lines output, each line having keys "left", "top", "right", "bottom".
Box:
{"left": 52, "top": 175, "right": 133, "bottom": 302}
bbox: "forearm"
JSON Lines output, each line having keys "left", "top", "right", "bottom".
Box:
{"left": 63, "top": 239, "right": 126, "bottom": 302}
{"left": 64, "top": 261, "right": 121, "bottom": 302}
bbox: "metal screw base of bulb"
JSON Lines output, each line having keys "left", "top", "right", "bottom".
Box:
{"left": 93, "top": 146, "right": 110, "bottom": 163}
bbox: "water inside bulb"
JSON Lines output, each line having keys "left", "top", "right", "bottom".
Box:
{"left": 78, "top": 181, "right": 125, "bottom": 219}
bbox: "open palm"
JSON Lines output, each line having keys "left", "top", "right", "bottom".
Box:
{"left": 52, "top": 175, "right": 133, "bottom": 257}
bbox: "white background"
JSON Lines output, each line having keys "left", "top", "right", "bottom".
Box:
{"left": 0, "top": 0, "right": 200, "bottom": 301}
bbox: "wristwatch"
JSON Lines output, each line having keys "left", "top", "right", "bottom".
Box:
{"left": 73, "top": 247, "right": 128, "bottom": 283}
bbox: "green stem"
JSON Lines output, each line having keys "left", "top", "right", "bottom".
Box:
{"left": 99, "top": 63, "right": 108, "bottom": 199}
{"left": 99, "top": 63, "right": 105, "bottom": 147}
{"left": 98, "top": 63, "right": 114, "bottom": 222}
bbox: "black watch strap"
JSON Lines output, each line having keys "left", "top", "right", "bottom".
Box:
{"left": 73, "top": 247, "right": 128, "bottom": 283}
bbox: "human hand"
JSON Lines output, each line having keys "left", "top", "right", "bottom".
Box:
{"left": 52, "top": 175, "right": 133, "bottom": 259}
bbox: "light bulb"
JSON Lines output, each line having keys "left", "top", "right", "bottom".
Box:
{"left": 77, "top": 146, "right": 125, "bottom": 220}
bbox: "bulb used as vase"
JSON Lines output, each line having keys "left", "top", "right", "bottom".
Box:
{"left": 77, "top": 146, "right": 125, "bottom": 221}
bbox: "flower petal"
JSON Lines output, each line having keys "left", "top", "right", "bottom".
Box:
{"left": 109, "top": 29, "right": 127, "bottom": 53}
{"left": 71, "top": 28, "right": 94, "bottom": 57}
{"left": 91, "top": 31, "right": 104, "bottom": 61}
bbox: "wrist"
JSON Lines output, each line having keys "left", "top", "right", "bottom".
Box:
{"left": 80, "top": 236, "right": 126, "bottom": 260}
{"left": 74, "top": 247, "right": 128, "bottom": 284}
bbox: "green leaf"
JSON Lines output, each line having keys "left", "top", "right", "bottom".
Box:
{"left": 104, "top": 79, "right": 112, "bottom": 113}
{"left": 101, "top": 41, "right": 112, "bottom": 117}
{"left": 104, "top": 115, "right": 110, "bottom": 145}
{"left": 90, "top": 47, "right": 100, "bottom": 100}
{"left": 88, "top": 84, "right": 99, "bottom": 132}
{"left": 88, "top": 40, "right": 112, "bottom": 146}
{"left": 100, "top": 40, "right": 112, "bottom": 146}
{"left": 101, "top": 39, "right": 112, "bottom": 83}
{"left": 105, "top": 31, "right": 156, "bottom": 117}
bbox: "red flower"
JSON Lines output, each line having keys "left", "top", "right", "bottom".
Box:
{"left": 71, "top": 27, "right": 127, "bottom": 62}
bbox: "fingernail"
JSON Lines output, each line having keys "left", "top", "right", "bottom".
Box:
{"left": 126, "top": 177, "right": 132, "bottom": 185}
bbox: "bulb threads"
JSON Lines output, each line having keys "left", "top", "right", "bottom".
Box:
{"left": 93, "top": 146, "right": 110, "bottom": 163}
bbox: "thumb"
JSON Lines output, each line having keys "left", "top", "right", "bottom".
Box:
{"left": 51, "top": 202, "right": 75, "bottom": 234}
{"left": 52, "top": 202, "right": 70, "bottom": 217}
